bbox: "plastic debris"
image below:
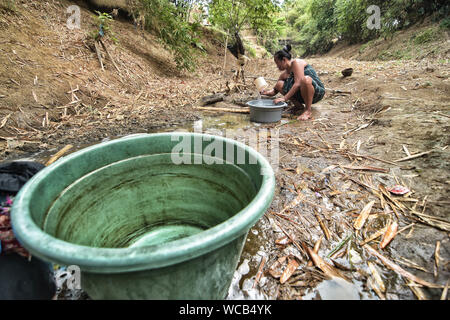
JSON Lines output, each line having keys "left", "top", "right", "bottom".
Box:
{"left": 387, "top": 185, "right": 410, "bottom": 195}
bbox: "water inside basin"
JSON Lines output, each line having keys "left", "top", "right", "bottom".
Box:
{"left": 246, "top": 99, "right": 287, "bottom": 109}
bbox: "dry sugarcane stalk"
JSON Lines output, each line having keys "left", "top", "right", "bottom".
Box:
{"left": 279, "top": 193, "right": 303, "bottom": 215}
{"left": 393, "top": 255, "right": 430, "bottom": 273}
{"left": 406, "top": 279, "right": 428, "bottom": 300}
{"left": 65, "top": 85, "right": 79, "bottom": 95}
{"left": 342, "top": 122, "right": 372, "bottom": 136}
{"left": 253, "top": 256, "right": 267, "bottom": 288}
{"left": 402, "top": 145, "right": 411, "bottom": 157}
{"left": 94, "top": 41, "right": 104, "bottom": 71}
{"left": 193, "top": 106, "right": 250, "bottom": 113}
{"left": 383, "top": 95, "right": 409, "bottom": 100}
{"left": 380, "top": 220, "right": 398, "bottom": 249}
{"left": 0, "top": 113, "right": 11, "bottom": 128}
{"left": 394, "top": 150, "right": 434, "bottom": 162}
{"left": 272, "top": 212, "right": 311, "bottom": 240}
{"left": 396, "top": 198, "right": 419, "bottom": 203}
{"left": 368, "top": 276, "right": 386, "bottom": 300}
{"left": 441, "top": 280, "right": 449, "bottom": 300}
{"left": 302, "top": 242, "right": 350, "bottom": 281}
{"left": 326, "top": 88, "right": 352, "bottom": 95}
{"left": 280, "top": 256, "right": 300, "bottom": 284}
{"left": 341, "top": 165, "right": 389, "bottom": 173}
{"left": 360, "top": 226, "right": 388, "bottom": 246}
{"left": 98, "top": 39, "right": 122, "bottom": 75}
{"left": 368, "top": 261, "right": 386, "bottom": 292}
{"left": 298, "top": 198, "right": 335, "bottom": 221}
{"left": 268, "top": 256, "right": 287, "bottom": 279}
{"left": 45, "top": 145, "right": 73, "bottom": 166}
{"left": 396, "top": 223, "right": 415, "bottom": 235}
{"left": 338, "top": 172, "right": 378, "bottom": 193}
{"left": 307, "top": 235, "right": 324, "bottom": 267}
{"left": 345, "top": 152, "right": 400, "bottom": 166}
{"left": 353, "top": 200, "right": 376, "bottom": 230}
{"left": 364, "top": 244, "right": 444, "bottom": 288}
{"left": 307, "top": 128, "right": 332, "bottom": 149}
{"left": 313, "top": 210, "right": 331, "bottom": 240}
{"left": 434, "top": 241, "right": 441, "bottom": 278}
{"left": 379, "top": 184, "right": 406, "bottom": 212}
{"left": 273, "top": 219, "right": 306, "bottom": 257}
{"left": 408, "top": 209, "right": 450, "bottom": 232}
{"left": 272, "top": 211, "right": 302, "bottom": 228}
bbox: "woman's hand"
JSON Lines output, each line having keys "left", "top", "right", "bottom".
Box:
{"left": 273, "top": 97, "right": 286, "bottom": 104}
{"left": 260, "top": 89, "right": 272, "bottom": 96}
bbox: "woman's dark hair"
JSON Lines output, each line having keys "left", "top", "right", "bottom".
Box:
{"left": 274, "top": 44, "right": 292, "bottom": 61}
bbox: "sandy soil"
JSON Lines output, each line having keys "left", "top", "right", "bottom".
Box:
{"left": 1, "top": 1, "right": 449, "bottom": 300}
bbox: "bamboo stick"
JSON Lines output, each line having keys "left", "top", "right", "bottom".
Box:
{"left": 99, "top": 39, "right": 122, "bottom": 75}
{"left": 394, "top": 150, "right": 433, "bottom": 162}
{"left": 46, "top": 145, "right": 73, "bottom": 166}
{"left": 94, "top": 41, "right": 104, "bottom": 71}
{"left": 253, "top": 256, "right": 267, "bottom": 288}
{"left": 193, "top": 106, "right": 250, "bottom": 113}
{"left": 313, "top": 210, "right": 331, "bottom": 240}
{"left": 364, "top": 244, "right": 444, "bottom": 288}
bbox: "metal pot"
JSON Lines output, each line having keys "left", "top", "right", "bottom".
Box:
{"left": 247, "top": 99, "right": 287, "bottom": 123}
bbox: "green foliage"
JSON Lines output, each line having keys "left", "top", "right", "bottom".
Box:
{"left": 284, "top": 0, "right": 449, "bottom": 56}
{"left": 244, "top": 40, "right": 257, "bottom": 58}
{"left": 208, "top": 0, "right": 285, "bottom": 56}
{"left": 412, "top": 27, "right": 440, "bottom": 45}
{"left": 440, "top": 17, "right": 450, "bottom": 30}
{"left": 206, "top": 25, "right": 228, "bottom": 43}
{"left": 170, "top": 0, "right": 198, "bottom": 21}
{"left": 258, "top": 15, "right": 287, "bottom": 54}
{"left": 209, "top": 0, "right": 281, "bottom": 35}
{"left": 263, "top": 38, "right": 278, "bottom": 54}
{"left": 0, "top": 0, "right": 16, "bottom": 12}
{"left": 129, "top": 0, "right": 204, "bottom": 71}
{"left": 285, "top": 0, "right": 337, "bottom": 55}
{"left": 335, "top": 0, "right": 370, "bottom": 43}
{"left": 378, "top": 48, "right": 411, "bottom": 61}
{"left": 91, "top": 11, "right": 118, "bottom": 43}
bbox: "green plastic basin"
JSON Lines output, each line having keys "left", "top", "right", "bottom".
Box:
{"left": 11, "top": 133, "right": 275, "bottom": 299}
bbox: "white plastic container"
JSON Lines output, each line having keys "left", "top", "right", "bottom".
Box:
{"left": 254, "top": 77, "right": 268, "bottom": 92}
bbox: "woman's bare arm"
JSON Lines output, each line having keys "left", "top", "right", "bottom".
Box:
{"left": 261, "top": 88, "right": 277, "bottom": 96}
{"left": 261, "top": 71, "right": 289, "bottom": 96}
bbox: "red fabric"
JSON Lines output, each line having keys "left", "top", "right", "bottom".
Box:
{"left": 0, "top": 195, "right": 30, "bottom": 258}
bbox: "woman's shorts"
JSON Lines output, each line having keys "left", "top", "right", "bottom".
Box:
{"left": 282, "top": 65, "right": 325, "bottom": 104}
